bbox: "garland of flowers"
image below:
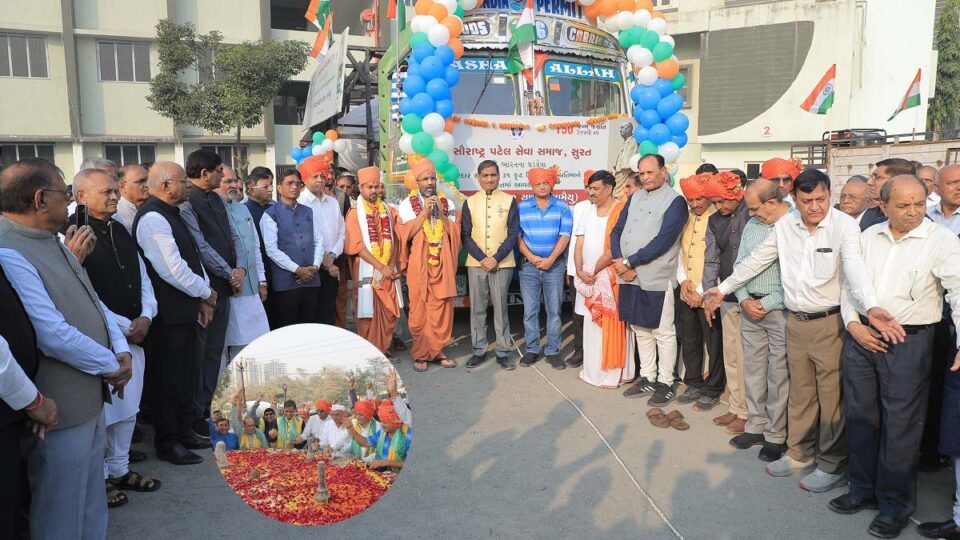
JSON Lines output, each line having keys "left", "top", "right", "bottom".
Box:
{"left": 409, "top": 194, "right": 448, "bottom": 266}
{"left": 363, "top": 198, "right": 393, "bottom": 266}
{"left": 448, "top": 113, "right": 628, "bottom": 132}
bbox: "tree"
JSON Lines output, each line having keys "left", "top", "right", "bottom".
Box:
{"left": 929, "top": 0, "right": 960, "bottom": 132}
{"left": 148, "top": 20, "right": 310, "bottom": 178}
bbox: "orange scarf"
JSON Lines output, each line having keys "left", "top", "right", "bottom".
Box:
{"left": 599, "top": 202, "right": 628, "bottom": 371}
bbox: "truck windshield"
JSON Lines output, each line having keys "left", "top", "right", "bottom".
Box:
{"left": 544, "top": 60, "right": 623, "bottom": 117}
{"left": 451, "top": 57, "right": 518, "bottom": 115}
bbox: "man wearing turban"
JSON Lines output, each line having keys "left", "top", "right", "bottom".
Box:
{"left": 396, "top": 159, "right": 461, "bottom": 372}
{"left": 761, "top": 158, "right": 801, "bottom": 205}
{"left": 350, "top": 399, "right": 380, "bottom": 460}
{"left": 297, "top": 154, "right": 346, "bottom": 326}
{"left": 344, "top": 166, "right": 402, "bottom": 360}
{"left": 347, "top": 399, "right": 412, "bottom": 470}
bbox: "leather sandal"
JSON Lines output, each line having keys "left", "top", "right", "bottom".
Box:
{"left": 666, "top": 410, "right": 689, "bottom": 431}
{"left": 646, "top": 407, "right": 670, "bottom": 429}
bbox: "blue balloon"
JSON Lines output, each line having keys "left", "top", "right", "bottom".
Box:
{"left": 632, "top": 106, "right": 644, "bottom": 123}
{"left": 632, "top": 124, "right": 649, "bottom": 144}
{"left": 638, "top": 87, "right": 661, "bottom": 110}
{"left": 407, "top": 60, "right": 421, "bottom": 77}
{"left": 434, "top": 45, "right": 455, "bottom": 66}
{"left": 289, "top": 148, "right": 301, "bottom": 161}
{"left": 653, "top": 78, "right": 674, "bottom": 98}
{"left": 410, "top": 92, "right": 436, "bottom": 117}
{"left": 398, "top": 97, "right": 413, "bottom": 115}
{"left": 426, "top": 78, "right": 451, "bottom": 101}
{"left": 665, "top": 112, "right": 690, "bottom": 136}
{"left": 630, "top": 85, "right": 643, "bottom": 104}
{"left": 671, "top": 133, "right": 688, "bottom": 148}
{"left": 435, "top": 99, "right": 454, "bottom": 119}
{"left": 444, "top": 65, "right": 460, "bottom": 87}
{"left": 639, "top": 109, "right": 661, "bottom": 129}
{"left": 412, "top": 43, "right": 435, "bottom": 63}
{"left": 420, "top": 56, "right": 444, "bottom": 81}
{"left": 649, "top": 123, "right": 671, "bottom": 146}
{"left": 656, "top": 93, "right": 684, "bottom": 120}
{"left": 404, "top": 74, "right": 426, "bottom": 97}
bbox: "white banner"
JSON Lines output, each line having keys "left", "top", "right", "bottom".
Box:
{"left": 301, "top": 28, "right": 350, "bottom": 130}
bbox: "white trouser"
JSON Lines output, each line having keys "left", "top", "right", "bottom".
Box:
{"left": 104, "top": 413, "right": 137, "bottom": 479}
{"left": 631, "top": 290, "right": 677, "bottom": 385}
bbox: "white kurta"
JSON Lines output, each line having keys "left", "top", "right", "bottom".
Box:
{"left": 225, "top": 294, "right": 270, "bottom": 347}
{"left": 572, "top": 206, "right": 607, "bottom": 317}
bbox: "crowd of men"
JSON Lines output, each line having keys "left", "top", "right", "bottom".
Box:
{"left": 2, "top": 147, "right": 960, "bottom": 539}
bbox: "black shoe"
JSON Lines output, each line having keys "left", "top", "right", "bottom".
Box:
{"left": 466, "top": 354, "right": 487, "bottom": 368}
{"left": 758, "top": 441, "right": 787, "bottom": 462}
{"left": 497, "top": 356, "right": 516, "bottom": 370}
{"left": 565, "top": 353, "right": 583, "bottom": 368}
{"left": 729, "top": 433, "right": 765, "bottom": 450}
{"left": 623, "top": 377, "right": 657, "bottom": 398}
{"left": 129, "top": 449, "right": 148, "bottom": 464}
{"left": 828, "top": 493, "right": 879, "bottom": 515}
{"left": 520, "top": 354, "right": 542, "bottom": 367}
{"left": 675, "top": 386, "right": 701, "bottom": 405}
{"left": 919, "top": 453, "right": 950, "bottom": 472}
{"left": 192, "top": 418, "right": 211, "bottom": 439}
{"left": 868, "top": 514, "right": 909, "bottom": 539}
{"left": 131, "top": 423, "right": 144, "bottom": 444}
{"left": 917, "top": 519, "right": 960, "bottom": 539}
{"left": 647, "top": 382, "right": 679, "bottom": 408}
{"left": 157, "top": 444, "right": 203, "bottom": 465}
{"left": 547, "top": 355, "right": 566, "bottom": 370}
{"left": 180, "top": 434, "right": 211, "bottom": 450}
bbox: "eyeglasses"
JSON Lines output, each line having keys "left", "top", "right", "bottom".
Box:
{"left": 770, "top": 176, "right": 793, "bottom": 185}
{"left": 839, "top": 194, "right": 865, "bottom": 201}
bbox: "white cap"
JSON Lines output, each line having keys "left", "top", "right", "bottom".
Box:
{"left": 331, "top": 404, "right": 347, "bottom": 412}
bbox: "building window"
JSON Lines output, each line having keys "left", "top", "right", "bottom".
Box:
{"left": 98, "top": 41, "right": 151, "bottom": 82}
{"left": 947, "top": 148, "right": 960, "bottom": 165}
{"left": 0, "top": 143, "right": 55, "bottom": 166}
{"left": 0, "top": 34, "right": 48, "bottom": 78}
{"left": 273, "top": 81, "right": 310, "bottom": 126}
{"left": 104, "top": 144, "right": 156, "bottom": 166}
{"left": 652, "top": 0, "right": 678, "bottom": 10}
{"left": 201, "top": 145, "right": 248, "bottom": 170}
{"left": 678, "top": 64, "right": 692, "bottom": 108}
{"left": 744, "top": 162, "right": 763, "bottom": 180}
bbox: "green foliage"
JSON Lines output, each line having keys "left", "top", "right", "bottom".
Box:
{"left": 929, "top": 0, "right": 960, "bottom": 132}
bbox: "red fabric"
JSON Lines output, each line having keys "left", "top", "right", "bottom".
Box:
{"left": 679, "top": 173, "right": 712, "bottom": 199}
{"left": 528, "top": 166, "right": 559, "bottom": 188}
{"left": 299, "top": 155, "right": 332, "bottom": 180}
{"left": 378, "top": 401, "right": 403, "bottom": 428}
{"left": 703, "top": 171, "right": 744, "bottom": 201}
{"left": 761, "top": 158, "right": 801, "bottom": 180}
{"left": 354, "top": 400, "right": 375, "bottom": 419}
{"left": 315, "top": 399, "right": 332, "bottom": 413}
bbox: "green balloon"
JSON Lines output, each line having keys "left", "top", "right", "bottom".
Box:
{"left": 401, "top": 113, "right": 423, "bottom": 134}
{"left": 443, "top": 163, "right": 460, "bottom": 182}
{"left": 652, "top": 41, "right": 674, "bottom": 63}
{"left": 428, "top": 149, "right": 450, "bottom": 170}
{"left": 411, "top": 132, "right": 434, "bottom": 155}
{"left": 639, "top": 30, "right": 660, "bottom": 51}
{"left": 639, "top": 140, "right": 658, "bottom": 156}
{"left": 671, "top": 72, "right": 686, "bottom": 91}
{"left": 618, "top": 30, "right": 633, "bottom": 49}
{"left": 410, "top": 32, "right": 430, "bottom": 48}
{"left": 312, "top": 131, "right": 325, "bottom": 145}
{"left": 454, "top": 6, "right": 464, "bottom": 17}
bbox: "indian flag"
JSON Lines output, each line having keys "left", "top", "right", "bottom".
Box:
{"left": 800, "top": 64, "right": 836, "bottom": 115}
{"left": 888, "top": 69, "right": 922, "bottom": 121}
{"left": 305, "top": 0, "right": 332, "bottom": 58}
{"left": 506, "top": 0, "right": 536, "bottom": 74}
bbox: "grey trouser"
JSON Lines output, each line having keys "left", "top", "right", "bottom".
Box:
{"left": 740, "top": 308, "right": 789, "bottom": 444}
{"left": 468, "top": 267, "right": 513, "bottom": 357}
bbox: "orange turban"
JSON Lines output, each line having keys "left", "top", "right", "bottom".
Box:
{"left": 354, "top": 400, "right": 376, "bottom": 419}
{"left": 411, "top": 158, "right": 436, "bottom": 180}
{"left": 703, "top": 171, "right": 744, "bottom": 201}
{"left": 528, "top": 166, "right": 559, "bottom": 188}
{"left": 761, "top": 158, "right": 801, "bottom": 181}
{"left": 679, "top": 173, "right": 712, "bottom": 199}
{"left": 298, "top": 155, "right": 332, "bottom": 181}
{"left": 583, "top": 169, "right": 596, "bottom": 187}
{"left": 378, "top": 401, "right": 403, "bottom": 428}
{"left": 315, "top": 399, "right": 332, "bottom": 414}
{"left": 357, "top": 166, "right": 380, "bottom": 187}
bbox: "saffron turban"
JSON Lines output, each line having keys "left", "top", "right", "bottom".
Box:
{"left": 411, "top": 158, "right": 437, "bottom": 180}
{"left": 357, "top": 166, "right": 380, "bottom": 187}
{"left": 298, "top": 155, "right": 332, "bottom": 180}
{"left": 679, "top": 173, "right": 712, "bottom": 199}
{"left": 528, "top": 166, "right": 560, "bottom": 188}
{"left": 703, "top": 171, "right": 745, "bottom": 201}
{"left": 761, "top": 158, "right": 801, "bottom": 181}
{"left": 583, "top": 169, "right": 596, "bottom": 187}
{"left": 378, "top": 401, "right": 403, "bottom": 428}
{"left": 315, "top": 399, "right": 332, "bottom": 413}
{"left": 354, "top": 400, "right": 376, "bottom": 419}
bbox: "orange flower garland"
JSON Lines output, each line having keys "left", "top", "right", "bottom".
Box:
{"left": 449, "top": 113, "right": 627, "bottom": 132}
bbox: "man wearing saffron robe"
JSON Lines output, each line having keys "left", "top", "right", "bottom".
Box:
{"left": 345, "top": 166, "right": 402, "bottom": 361}
{"left": 396, "top": 160, "right": 461, "bottom": 372}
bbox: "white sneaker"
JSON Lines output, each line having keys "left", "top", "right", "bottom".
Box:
{"left": 800, "top": 468, "right": 847, "bottom": 493}
{"left": 765, "top": 455, "right": 816, "bottom": 477}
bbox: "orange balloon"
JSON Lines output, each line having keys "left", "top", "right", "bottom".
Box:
{"left": 427, "top": 3, "right": 448, "bottom": 21}
{"left": 616, "top": 0, "right": 636, "bottom": 12}
{"left": 441, "top": 15, "right": 463, "bottom": 38}
{"left": 325, "top": 129, "right": 339, "bottom": 141}
{"left": 598, "top": 0, "right": 617, "bottom": 18}
{"left": 444, "top": 118, "right": 455, "bottom": 133}
{"left": 414, "top": 0, "right": 434, "bottom": 16}
{"left": 583, "top": 2, "right": 601, "bottom": 19}
{"left": 449, "top": 37, "right": 464, "bottom": 59}
{"left": 636, "top": 0, "right": 654, "bottom": 11}
{"left": 403, "top": 170, "right": 417, "bottom": 190}
{"left": 656, "top": 58, "right": 679, "bottom": 79}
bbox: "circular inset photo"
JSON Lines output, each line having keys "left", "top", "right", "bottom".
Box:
{"left": 209, "top": 324, "right": 411, "bottom": 526}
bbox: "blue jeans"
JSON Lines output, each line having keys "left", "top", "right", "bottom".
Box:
{"left": 519, "top": 260, "right": 565, "bottom": 355}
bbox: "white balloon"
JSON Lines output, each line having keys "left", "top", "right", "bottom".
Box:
{"left": 311, "top": 145, "right": 323, "bottom": 156}
{"left": 434, "top": 132, "right": 455, "bottom": 152}
{"left": 421, "top": 15, "right": 438, "bottom": 31}
{"left": 399, "top": 134, "right": 414, "bottom": 155}
{"left": 427, "top": 24, "right": 451, "bottom": 47}
{"left": 648, "top": 17, "right": 668, "bottom": 36}
{"left": 319, "top": 139, "right": 334, "bottom": 154}
{"left": 615, "top": 11, "right": 634, "bottom": 31}
{"left": 659, "top": 142, "right": 680, "bottom": 163}
{"left": 670, "top": 164, "right": 679, "bottom": 177}
{"left": 637, "top": 66, "right": 658, "bottom": 86}
{"left": 579, "top": 0, "right": 596, "bottom": 5}
{"left": 410, "top": 15, "right": 424, "bottom": 33}
{"left": 460, "top": 0, "right": 479, "bottom": 9}
{"left": 632, "top": 9, "right": 651, "bottom": 28}
{"left": 629, "top": 153, "right": 641, "bottom": 173}
{"left": 628, "top": 46, "right": 654, "bottom": 68}
{"left": 660, "top": 35, "right": 675, "bottom": 48}
{"left": 422, "top": 112, "right": 446, "bottom": 136}
{"left": 599, "top": 16, "right": 616, "bottom": 32}
{"left": 333, "top": 139, "right": 348, "bottom": 153}
{"left": 436, "top": 0, "right": 458, "bottom": 14}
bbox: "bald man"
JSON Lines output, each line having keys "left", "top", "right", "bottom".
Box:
{"left": 116, "top": 164, "right": 149, "bottom": 233}
{"left": 134, "top": 162, "right": 215, "bottom": 465}
{"left": 918, "top": 165, "right": 939, "bottom": 207}
{"left": 838, "top": 178, "right": 871, "bottom": 226}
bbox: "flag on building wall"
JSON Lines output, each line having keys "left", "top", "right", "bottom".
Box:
{"left": 800, "top": 64, "right": 836, "bottom": 115}
{"left": 888, "top": 68, "right": 922, "bottom": 121}
{"left": 506, "top": 0, "right": 536, "bottom": 75}
{"left": 305, "top": 0, "right": 333, "bottom": 58}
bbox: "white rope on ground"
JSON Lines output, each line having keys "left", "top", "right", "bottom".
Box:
{"left": 531, "top": 365, "right": 685, "bottom": 540}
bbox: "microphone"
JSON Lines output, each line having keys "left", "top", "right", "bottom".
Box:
{"left": 424, "top": 187, "right": 439, "bottom": 219}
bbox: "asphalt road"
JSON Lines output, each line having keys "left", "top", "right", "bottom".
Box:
{"left": 109, "top": 306, "right": 955, "bottom": 540}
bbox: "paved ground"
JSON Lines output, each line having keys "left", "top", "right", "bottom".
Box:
{"left": 110, "top": 307, "right": 955, "bottom": 539}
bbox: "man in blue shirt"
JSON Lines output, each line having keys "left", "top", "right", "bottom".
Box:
{"left": 517, "top": 167, "right": 573, "bottom": 369}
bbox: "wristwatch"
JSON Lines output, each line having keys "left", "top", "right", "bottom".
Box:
{"left": 621, "top": 258, "right": 632, "bottom": 269}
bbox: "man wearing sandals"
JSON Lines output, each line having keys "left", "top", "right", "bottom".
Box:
{"left": 71, "top": 168, "right": 162, "bottom": 507}
{"left": 396, "top": 159, "right": 461, "bottom": 372}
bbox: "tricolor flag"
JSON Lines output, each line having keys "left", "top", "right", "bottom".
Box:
{"left": 800, "top": 64, "right": 836, "bottom": 115}
{"left": 388, "top": 0, "right": 406, "bottom": 33}
{"left": 506, "top": 0, "right": 536, "bottom": 75}
{"left": 305, "top": 0, "right": 332, "bottom": 58}
{"left": 888, "top": 69, "right": 922, "bottom": 121}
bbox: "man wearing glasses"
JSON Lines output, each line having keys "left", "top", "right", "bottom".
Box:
{"left": 838, "top": 176, "right": 871, "bottom": 226}
{"left": 243, "top": 168, "right": 276, "bottom": 328}
{"left": 760, "top": 158, "right": 801, "bottom": 207}
{"left": 860, "top": 158, "right": 917, "bottom": 231}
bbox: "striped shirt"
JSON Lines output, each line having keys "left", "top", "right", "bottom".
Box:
{"left": 733, "top": 216, "right": 786, "bottom": 312}
{"left": 518, "top": 195, "right": 573, "bottom": 259}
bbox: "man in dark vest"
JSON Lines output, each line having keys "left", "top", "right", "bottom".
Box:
{"left": 179, "top": 149, "right": 245, "bottom": 436}
{"left": 134, "top": 161, "right": 216, "bottom": 465}
{"left": 0, "top": 157, "right": 132, "bottom": 540}
{"left": 72, "top": 168, "right": 161, "bottom": 505}
{"left": 243, "top": 168, "right": 276, "bottom": 328}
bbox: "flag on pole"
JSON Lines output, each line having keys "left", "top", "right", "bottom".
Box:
{"left": 506, "top": 0, "right": 536, "bottom": 75}
{"left": 305, "top": 0, "right": 333, "bottom": 58}
{"left": 888, "top": 68, "right": 922, "bottom": 121}
{"left": 799, "top": 64, "right": 836, "bottom": 115}
{"left": 388, "top": 0, "right": 406, "bottom": 33}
